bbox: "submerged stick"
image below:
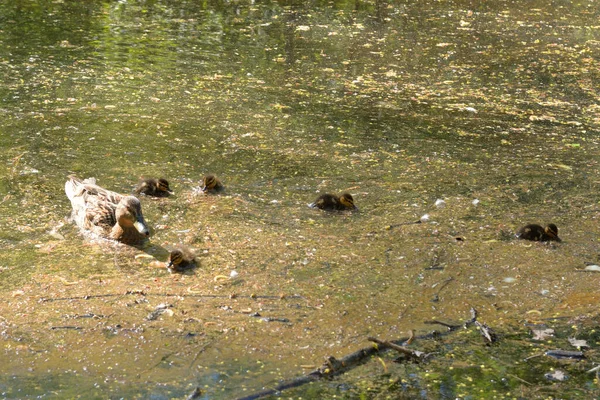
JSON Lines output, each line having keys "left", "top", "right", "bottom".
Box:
{"left": 423, "top": 320, "right": 462, "bottom": 330}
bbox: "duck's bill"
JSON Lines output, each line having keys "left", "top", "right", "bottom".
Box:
{"left": 134, "top": 220, "right": 150, "bottom": 236}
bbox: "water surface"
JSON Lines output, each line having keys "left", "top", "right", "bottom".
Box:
{"left": 1, "top": 0, "right": 599, "bottom": 398}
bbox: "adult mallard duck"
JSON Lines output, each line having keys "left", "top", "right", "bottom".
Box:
{"left": 309, "top": 193, "right": 358, "bottom": 211}
{"left": 516, "top": 223, "right": 561, "bottom": 242}
{"left": 135, "top": 177, "right": 173, "bottom": 197}
{"left": 65, "top": 176, "right": 150, "bottom": 245}
{"left": 201, "top": 174, "right": 224, "bottom": 193}
{"left": 166, "top": 248, "right": 198, "bottom": 272}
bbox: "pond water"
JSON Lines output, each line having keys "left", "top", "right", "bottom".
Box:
{"left": 1, "top": 0, "right": 599, "bottom": 398}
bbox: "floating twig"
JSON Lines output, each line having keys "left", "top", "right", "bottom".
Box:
{"left": 368, "top": 336, "right": 427, "bottom": 360}
{"left": 404, "top": 329, "right": 415, "bottom": 345}
{"left": 39, "top": 292, "right": 301, "bottom": 302}
{"left": 464, "top": 307, "right": 497, "bottom": 344}
{"left": 423, "top": 320, "right": 462, "bottom": 330}
{"left": 587, "top": 365, "right": 600, "bottom": 373}
{"left": 234, "top": 326, "right": 465, "bottom": 400}
{"left": 524, "top": 353, "right": 544, "bottom": 361}
{"left": 50, "top": 326, "right": 82, "bottom": 330}
{"left": 545, "top": 350, "right": 585, "bottom": 360}
{"left": 507, "top": 373, "right": 533, "bottom": 386}
{"left": 474, "top": 321, "right": 497, "bottom": 344}
{"left": 431, "top": 277, "right": 454, "bottom": 302}
{"left": 385, "top": 220, "right": 422, "bottom": 230}
{"left": 186, "top": 387, "right": 202, "bottom": 400}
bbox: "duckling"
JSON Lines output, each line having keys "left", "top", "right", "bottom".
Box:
{"left": 309, "top": 193, "right": 358, "bottom": 211}
{"left": 135, "top": 178, "right": 173, "bottom": 197}
{"left": 201, "top": 174, "right": 224, "bottom": 193}
{"left": 516, "top": 223, "right": 561, "bottom": 242}
{"left": 65, "top": 176, "right": 150, "bottom": 245}
{"left": 166, "top": 248, "right": 198, "bottom": 272}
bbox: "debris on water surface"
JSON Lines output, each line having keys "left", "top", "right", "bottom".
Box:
{"left": 568, "top": 337, "right": 589, "bottom": 349}
{"left": 583, "top": 264, "right": 600, "bottom": 272}
{"left": 146, "top": 303, "right": 173, "bottom": 320}
{"left": 545, "top": 350, "right": 585, "bottom": 360}
{"left": 531, "top": 328, "right": 554, "bottom": 341}
{"left": 545, "top": 369, "right": 568, "bottom": 381}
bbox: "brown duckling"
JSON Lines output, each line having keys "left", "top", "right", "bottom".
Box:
{"left": 166, "top": 248, "right": 198, "bottom": 272}
{"left": 65, "top": 176, "right": 150, "bottom": 245}
{"left": 135, "top": 178, "right": 173, "bottom": 197}
{"left": 309, "top": 192, "right": 358, "bottom": 211}
{"left": 516, "top": 223, "right": 561, "bottom": 242}
{"left": 201, "top": 174, "right": 224, "bottom": 193}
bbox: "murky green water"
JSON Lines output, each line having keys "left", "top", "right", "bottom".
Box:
{"left": 1, "top": 0, "right": 600, "bottom": 398}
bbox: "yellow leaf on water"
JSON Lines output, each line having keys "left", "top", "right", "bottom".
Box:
{"left": 549, "top": 163, "right": 572, "bottom": 171}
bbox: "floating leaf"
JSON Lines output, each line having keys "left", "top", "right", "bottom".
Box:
{"left": 545, "top": 369, "right": 568, "bottom": 381}
{"left": 531, "top": 328, "right": 554, "bottom": 340}
{"left": 568, "top": 337, "right": 589, "bottom": 348}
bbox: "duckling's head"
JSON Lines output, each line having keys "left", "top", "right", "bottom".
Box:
{"left": 167, "top": 249, "right": 184, "bottom": 268}
{"left": 116, "top": 196, "right": 150, "bottom": 236}
{"left": 202, "top": 175, "right": 220, "bottom": 192}
{"left": 339, "top": 193, "right": 357, "bottom": 210}
{"left": 545, "top": 223, "right": 561, "bottom": 242}
{"left": 156, "top": 178, "right": 173, "bottom": 194}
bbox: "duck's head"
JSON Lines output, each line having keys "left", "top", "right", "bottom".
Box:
{"left": 202, "top": 175, "right": 220, "bottom": 192}
{"left": 339, "top": 193, "right": 358, "bottom": 210}
{"left": 167, "top": 249, "right": 184, "bottom": 268}
{"left": 116, "top": 196, "right": 150, "bottom": 236}
{"left": 545, "top": 223, "right": 561, "bottom": 242}
{"left": 156, "top": 178, "right": 173, "bottom": 194}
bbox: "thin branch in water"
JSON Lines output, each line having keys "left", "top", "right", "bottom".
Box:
{"left": 368, "top": 336, "right": 427, "bottom": 360}
{"left": 507, "top": 373, "right": 533, "bottom": 386}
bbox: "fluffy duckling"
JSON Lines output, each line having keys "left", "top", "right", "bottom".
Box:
{"left": 166, "top": 248, "right": 198, "bottom": 272}
{"left": 135, "top": 178, "right": 173, "bottom": 197}
{"left": 516, "top": 223, "right": 561, "bottom": 242}
{"left": 201, "top": 174, "right": 224, "bottom": 193}
{"left": 65, "top": 176, "right": 150, "bottom": 245}
{"left": 309, "top": 193, "right": 358, "bottom": 211}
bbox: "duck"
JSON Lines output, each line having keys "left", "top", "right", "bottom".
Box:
{"left": 65, "top": 176, "right": 150, "bottom": 245}
{"left": 166, "top": 248, "right": 198, "bottom": 272}
{"left": 201, "top": 174, "right": 224, "bottom": 193}
{"left": 516, "top": 223, "right": 561, "bottom": 242}
{"left": 135, "top": 178, "right": 173, "bottom": 197}
{"left": 309, "top": 193, "right": 358, "bottom": 211}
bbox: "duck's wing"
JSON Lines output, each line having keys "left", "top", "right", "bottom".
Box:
{"left": 83, "top": 195, "right": 117, "bottom": 228}
{"left": 65, "top": 176, "right": 121, "bottom": 233}
{"left": 66, "top": 176, "right": 123, "bottom": 205}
